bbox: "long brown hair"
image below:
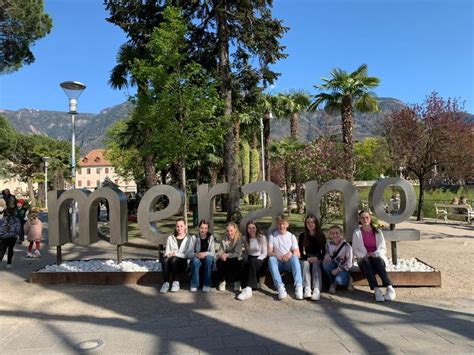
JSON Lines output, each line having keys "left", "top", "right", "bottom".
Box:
{"left": 303, "top": 214, "right": 326, "bottom": 248}
{"left": 173, "top": 218, "right": 187, "bottom": 237}
{"left": 244, "top": 220, "right": 263, "bottom": 249}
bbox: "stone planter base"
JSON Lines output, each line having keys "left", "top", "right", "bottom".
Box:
{"left": 30, "top": 259, "right": 441, "bottom": 287}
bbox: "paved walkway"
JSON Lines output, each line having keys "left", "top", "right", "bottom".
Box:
{"left": 0, "top": 216, "right": 473, "bottom": 354}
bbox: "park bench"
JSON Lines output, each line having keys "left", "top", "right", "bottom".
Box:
{"left": 434, "top": 203, "right": 473, "bottom": 224}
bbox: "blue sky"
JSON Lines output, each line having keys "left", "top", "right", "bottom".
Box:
{"left": 0, "top": 0, "right": 472, "bottom": 114}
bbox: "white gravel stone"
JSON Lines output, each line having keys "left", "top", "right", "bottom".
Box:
{"left": 38, "top": 259, "right": 162, "bottom": 273}
{"left": 352, "top": 258, "right": 435, "bottom": 272}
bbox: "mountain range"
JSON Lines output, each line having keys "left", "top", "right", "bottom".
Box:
{"left": 1, "top": 97, "right": 471, "bottom": 155}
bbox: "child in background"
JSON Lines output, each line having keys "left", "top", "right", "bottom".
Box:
{"left": 24, "top": 209, "right": 43, "bottom": 258}
{"left": 16, "top": 199, "right": 28, "bottom": 244}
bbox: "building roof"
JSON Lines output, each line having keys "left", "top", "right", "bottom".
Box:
{"left": 79, "top": 149, "right": 111, "bottom": 167}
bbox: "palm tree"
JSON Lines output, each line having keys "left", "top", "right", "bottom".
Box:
{"left": 308, "top": 64, "right": 380, "bottom": 179}
{"left": 276, "top": 90, "right": 310, "bottom": 140}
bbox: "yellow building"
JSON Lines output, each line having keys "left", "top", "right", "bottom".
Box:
{"left": 76, "top": 149, "right": 137, "bottom": 193}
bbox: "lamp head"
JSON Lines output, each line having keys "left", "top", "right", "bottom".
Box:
{"left": 60, "top": 81, "right": 86, "bottom": 114}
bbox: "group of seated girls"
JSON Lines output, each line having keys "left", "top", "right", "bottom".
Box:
{"left": 160, "top": 210, "right": 396, "bottom": 303}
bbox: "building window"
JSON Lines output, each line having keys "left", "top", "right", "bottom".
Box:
{"left": 78, "top": 180, "right": 82, "bottom": 187}
{"left": 97, "top": 180, "right": 101, "bottom": 187}
{"left": 105, "top": 168, "right": 109, "bottom": 174}
{"left": 96, "top": 168, "right": 101, "bottom": 174}
{"left": 86, "top": 180, "right": 90, "bottom": 186}
{"left": 87, "top": 168, "right": 91, "bottom": 174}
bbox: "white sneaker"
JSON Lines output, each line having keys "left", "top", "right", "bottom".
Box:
{"left": 160, "top": 282, "right": 170, "bottom": 293}
{"left": 202, "top": 286, "right": 211, "bottom": 293}
{"left": 218, "top": 281, "right": 226, "bottom": 291}
{"left": 237, "top": 287, "right": 253, "bottom": 301}
{"left": 384, "top": 285, "right": 396, "bottom": 301}
{"left": 329, "top": 284, "right": 337, "bottom": 294}
{"left": 311, "top": 288, "right": 320, "bottom": 301}
{"left": 34, "top": 249, "right": 41, "bottom": 257}
{"left": 26, "top": 252, "right": 33, "bottom": 258}
{"left": 190, "top": 286, "right": 198, "bottom": 292}
{"left": 295, "top": 285, "right": 303, "bottom": 300}
{"left": 303, "top": 287, "right": 312, "bottom": 299}
{"left": 374, "top": 287, "right": 385, "bottom": 302}
{"left": 257, "top": 281, "right": 262, "bottom": 289}
{"left": 277, "top": 285, "right": 287, "bottom": 300}
{"left": 6, "top": 264, "right": 12, "bottom": 269}
{"left": 234, "top": 281, "right": 241, "bottom": 292}
{"left": 170, "top": 281, "right": 180, "bottom": 292}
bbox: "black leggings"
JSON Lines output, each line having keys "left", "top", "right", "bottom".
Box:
{"left": 216, "top": 258, "right": 241, "bottom": 284}
{"left": 0, "top": 237, "right": 17, "bottom": 265}
{"left": 358, "top": 256, "right": 392, "bottom": 290}
{"left": 241, "top": 256, "right": 266, "bottom": 289}
{"left": 162, "top": 256, "right": 188, "bottom": 283}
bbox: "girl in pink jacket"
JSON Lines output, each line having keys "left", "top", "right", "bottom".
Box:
{"left": 24, "top": 210, "right": 43, "bottom": 258}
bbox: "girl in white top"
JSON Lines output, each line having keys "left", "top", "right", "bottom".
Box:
{"left": 237, "top": 220, "right": 267, "bottom": 301}
{"left": 352, "top": 210, "right": 395, "bottom": 302}
{"left": 160, "top": 219, "right": 195, "bottom": 293}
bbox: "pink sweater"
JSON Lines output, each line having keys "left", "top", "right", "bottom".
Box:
{"left": 24, "top": 219, "right": 43, "bottom": 242}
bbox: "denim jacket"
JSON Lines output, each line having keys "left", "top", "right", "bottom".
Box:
{"left": 0, "top": 216, "right": 21, "bottom": 239}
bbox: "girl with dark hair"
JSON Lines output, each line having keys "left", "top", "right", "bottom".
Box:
{"left": 190, "top": 220, "right": 215, "bottom": 293}
{"left": 0, "top": 200, "right": 21, "bottom": 269}
{"left": 237, "top": 221, "right": 267, "bottom": 301}
{"left": 352, "top": 210, "right": 395, "bottom": 302}
{"left": 160, "top": 219, "right": 195, "bottom": 293}
{"left": 298, "top": 214, "right": 326, "bottom": 301}
{"left": 216, "top": 222, "right": 243, "bottom": 292}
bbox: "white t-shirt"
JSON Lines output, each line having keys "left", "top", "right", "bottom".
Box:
{"left": 268, "top": 231, "right": 298, "bottom": 257}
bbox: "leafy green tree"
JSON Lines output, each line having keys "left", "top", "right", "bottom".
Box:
{"left": 0, "top": 0, "right": 52, "bottom": 73}
{"left": 308, "top": 64, "right": 380, "bottom": 180}
{"left": 181, "top": 0, "right": 288, "bottom": 220}
{"left": 0, "top": 115, "right": 16, "bottom": 157}
{"left": 355, "top": 137, "right": 391, "bottom": 180}
{"left": 7, "top": 133, "right": 70, "bottom": 206}
{"left": 132, "top": 7, "right": 224, "bottom": 222}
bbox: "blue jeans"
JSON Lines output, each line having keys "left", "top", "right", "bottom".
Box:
{"left": 323, "top": 261, "right": 350, "bottom": 287}
{"left": 268, "top": 255, "right": 302, "bottom": 289}
{"left": 191, "top": 255, "right": 213, "bottom": 288}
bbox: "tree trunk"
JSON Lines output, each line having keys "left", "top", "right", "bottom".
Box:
{"left": 263, "top": 111, "right": 271, "bottom": 181}
{"left": 144, "top": 154, "right": 157, "bottom": 189}
{"left": 216, "top": 1, "right": 239, "bottom": 221}
{"left": 285, "top": 162, "right": 292, "bottom": 215}
{"left": 38, "top": 182, "right": 45, "bottom": 208}
{"left": 27, "top": 176, "right": 36, "bottom": 206}
{"left": 341, "top": 96, "right": 354, "bottom": 180}
{"left": 290, "top": 112, "right": 298, "bottom": 140}
{"left": 417, "top": 177, "right": 424, "bottom": 221}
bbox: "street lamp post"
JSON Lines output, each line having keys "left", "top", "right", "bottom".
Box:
{"left": 260, "top": 112, "right": 273, "bottom": 208}
{"left": 43, "top": 157, "right": 50, "bottom": 210}
{"left": 60, "top": 81, "right": 86, "bottom": 252}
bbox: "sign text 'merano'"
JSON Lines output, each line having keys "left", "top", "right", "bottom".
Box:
{"left": 47, "top": 177, "right": 416, "bottom": 246}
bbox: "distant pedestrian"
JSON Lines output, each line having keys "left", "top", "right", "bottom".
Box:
{"left": 298, "top": 214, "right": 326, "bottom": 301}
{"left": 237, "top": 220, "right": 267, "bottom": 301}
{"left": 160, "top": 219, "right": 195, "bottom": 293}
{"left": 323, "top": 225, "right": 353, "bottom": 294}
{"left": 190, "top": 220, "right": 215, "bottom": 293}
{"left": 352, "top": 210, "right": 395, "bottom": 302}
{"left": 24, "top": 208, "right": 43, "bottom": 258}
{"left": 16, "top": 199, "right": 28, "bottom": 244}
{"left": 216, "top": 222, "right": 243, "bottom": 292}
{"left": 0, "top": 199, "right": 21, "bottom": 269}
